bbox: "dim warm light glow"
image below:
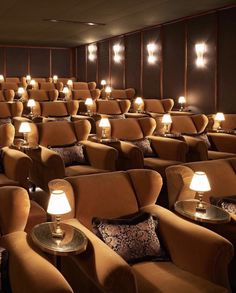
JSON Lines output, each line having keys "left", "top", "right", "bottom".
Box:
{"left": 53, "top": 75, "right": 58, "bottom": 82}
{"left": 105, "top": 86, "right": 112, "bottom": 93}
{"left": 190, "top": 171, "right": 211, "bottom": 192}
{"left": 19, "top": 122, "right": 31, "bottom": 134}
{"left": 0, "top": 75, "right": 4, "bottom": 82}
{"left": 26, "top": 75, "right": 31, "bottom": 82}
{"left": 101, "top": 80, "right": 106, "bottom": 86}
{"left": 215, "top": 112, "right": 225, "bottom": 122}
{"left": 30, "top": 79, "right": 36, "bottom": 86}
{"left": 147, "top": 43, "right": 157, "bottom": 64}
{"left": 113, "top": 44, "right": 122, "bottom": 63}
{"left": 17, "top": 87, "right": 25, "bottom": 95}
{"left": 67, "top": 79, "right": 73, "bottom": 87}
{"left": 85, "top": 97, "right": 93, "bottom": 106}
{"left": 135, "top": 97, "right": 143, "bottom": 105}
{"left": 88, "top": 44, "right": 97, "bottom": 61}
{"left": 195, "top": 43, "right": 206, "bottom": 67}
{"left": 27, "top": 99, "right": 36, "bottom": 108}
{"left": 178, "top": 96, "right": 186, "bottom": 104}
{"left": 62, "top": 86, "right": 69, "bottom": 94}
{"left": 99, "top": 118, "right": 110, "bottom": 128}
{"left": 162, "top": 114, "right": 172, "bottom": 125}
{"left": 47, "top": 190, "right": 71, "bottom": 215}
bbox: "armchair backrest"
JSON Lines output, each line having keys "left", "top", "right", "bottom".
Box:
{"left": 40, "top": 101, "right": 69, "bottom": 117}
{"left": 73, "top": 82, "right": 89, "bottom": 90}
{"left": 170, "top": 114, "right": 208, "bottom": 134}
{"left": 62, "top": 169, "right": 162, "bottom": 230}
{"left": 0, "top": 89, "right": 15, "bottom": 102}
{"left": 5, "top": 77, "right": 20, "bottom": 83}
{"left": 109, "top": 117, "right": 156, "bottom": 140}
{"left": 209, "top": 114, "right": 236, "bottom": 130}
{"left": 36, "top": 120, "right": 91, "bottom": 147}
{"left": 39, "top": 82, "right": 56, "bottom": 91}
{"left": 166, "top": 158, "right": 236, "bottom": 209}
{"left": 72, "top": 89, "right": 92, "bottom": 100}
{"left": 96, "top": 100, "right": 131, "bottom": 115}
{"left": 0, "top": 102, "right": 23, "bottom": 118}
{"left": 58, "top": 77, "right": 76, "bottom": 85}
{"left": 1, "top": 82, "right": 18, "bottom": 91}
{"left": 141, "top": 98, "right": 174, "bottom": 113}
{"left": 28, "top": 89, "right": 58, "bottom": 102}
{"left": 109, "top": 88, "right": 135, "bottom": 100}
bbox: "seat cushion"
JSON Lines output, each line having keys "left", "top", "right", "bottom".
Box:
{"left": 133, "top": 262, "right": 226, "bottom": 293}
{"left": 208, "top": 150, "right": 236, "bottom": 160}
{"left": 65, "top": 165, "right": 107, "bottom": 177}
{"left": 144, "top": 158, "right": 181, "bottom": 177}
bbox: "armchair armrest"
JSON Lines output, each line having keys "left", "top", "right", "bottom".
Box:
{"left": 66, "top": 100, "right": 80, "bottom": 115}
{"left": 5, "top": 89, "right": 15, "bottom": 102}
{"left": 90, "top": 89, "right": 101, "bottom": 100}
{"left": 207, "top": 132, "right": 236, "bottom": 154}
{"left": 28, "top": 146, "right": 65, "bottom": 191}
{"left": 0, "top": 232, "right": 73, "bottom": 293}
{"left": 183, "top": 135, "right": 208, "bottom": 161}
{"left": 149, "top": 135, "right": 188, "bottom": 162}
{"left": 3, "top": 147, "right": 32, "bottom": 189}
{"left": 48, "top": 89, "right": 59, "bottom": 101}
{"left": 63, "top": 219, "right": 137, "bottom": 293}
{"left": 82, "top": 140, "right": 118, "bottom": 171}
{"left": 141, "top": 205, "right": 233, "bottom": 289}
{"left": 88, "top": 81, "right": 96, "bottom": 90}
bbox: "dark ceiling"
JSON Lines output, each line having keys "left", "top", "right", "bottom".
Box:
{"left": 0, "top": 0, "right": 235, "bottom": 48}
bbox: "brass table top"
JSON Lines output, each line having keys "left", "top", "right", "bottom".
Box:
{"left": 174, "top": 199, "right": 231, "bottom": 224}
{"left": 31, "top": 222, "right": 88, "bottom": 256}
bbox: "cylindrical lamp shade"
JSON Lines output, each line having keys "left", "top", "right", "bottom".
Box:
{"left": 26, "top": 75, "right": 31, "bottom": 81}
{"left": 18, "top": 87, "right": 25, "bottom": 95}
{"left": 99, "top": 118, "right": 110, "bottom": 128}
{"left": 135, "top": 97, "right": 143, "bottom": 105}
{"left": 30, "top": 79, "right": 36, "bottom": 86}
{"left": 27, "top": 99, "right": 36, "bottom": 108}
{"left": 162, "top": 114, "right": 172, "bottom": 125}
{"left": 105, "top": 86, "right": 112, "bottom": 93}
{"left": 101, "top": 80, "right": 106, "bottom": 86}
{"left": 85, "top": 98, "right": 93, "bottom": 106}
{"left": 178, "top": 96, "right": 186, "bottom": 104}
{"left": 47, "top": 190, "right": 71, "bottom": 215}
{"left": 62, "top": 87, "right": 69, "bottom": 94}
{"left": 53, "top": 75, "right": 58, "bottom": 82}
{"left": 0, "top": 75, "right": 4, "bottom": 81}
{"left": 19, "top": 122, "right": 31, "bottom": 133}
{"left": 215, "top": 112, "right": 225, "bottom": 122}
{"left": 67, "top": 80, "right": 73, "bottom": 86}
{"left": 189, "top": 171, "right": 211, "bottom": 192}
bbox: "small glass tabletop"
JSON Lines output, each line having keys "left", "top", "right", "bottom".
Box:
{"left": 174, "top": 199, "right": 231, "bottom": 224}
{"left": 31, "top": 222, "right": 88, "bottom": 256}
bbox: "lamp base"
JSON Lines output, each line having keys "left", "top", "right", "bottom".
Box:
{"left": 196, "top": 195, "right": 206, "bottom": 213}
{"left": 52, "top": 229, "right": 65, "bottom": 239}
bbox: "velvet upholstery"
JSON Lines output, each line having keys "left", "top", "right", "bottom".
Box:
{"left": 0, "top": 82, "right": 19, "bottom": 91}
{"left": 133, "top": 98, "right": 174, "bottom": 113}
{"left": 101, "top": 88, "right": 135, "bottom": 100}
{"left": 28, "top": 89, "right": 59, "bottom": 102}
{"left": 0, "top": 90, "right": 15, "bottom": 102}
{"left": 0, "top": 186, "right": 73, "bottom": 293}
{"left": 0, "top": 101, "right": 23, "bottom": 118}
{"left": 48, "top": 170, "right": 233, "bottom": 292}
{"left": 28, "top": 120, "right": 118, "bottom": 193}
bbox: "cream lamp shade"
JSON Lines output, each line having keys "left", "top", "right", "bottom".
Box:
{"left": 19, "top": 122, "right": 31, "bottom": 134}
{"left": 53, "top": 75, "right": 58, "bottom": 82}
{"left": 215, "top": 112, "right": 225, "bottom": 122}
{"left": 135, "top": 97, "right": 143, "bottom": 105}
{"left": 62, "top": 86, "right": 69, "bottom": 94}
{"left": 101, "top": 80, "right": 106, "bottom": 86}
{"left": 0, "top": 75, "right": 4, "bottom": 81}
{"left": 30, "top": 79, "right": 36, "bottom": 86}
{"left": 178, "top": 96, "right": 186, "bottom": 104}
{"left": 17, "top": 87, "right": 25, "bottom": 95}
{"left": 47, "top": 190, "right": 71, "bottom": 215}
{"left": 67, "top": 79, "right": 73, "bottom": 86}
{"left": 162, "top": 114, "right": 172, "bottom": 125}
{"left": 105, "top": 86, "right": 112, "bottom": 93}
{"left": 26, "top": 75, "right": 31, "bottom": 82}
{"left": 27, "top": 99, "right": 36, "bottom": 108}
{"left": 99, "top": 118, "right": 110, "bottom": 128}
{"left": 189, "top": 171, "right": 211, "bottom": 192}
{"left": 85, "top": 98, "right": 93, "bottom": 106}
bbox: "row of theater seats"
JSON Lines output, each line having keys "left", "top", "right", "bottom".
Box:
{"left": 0, "top": 96, "right": 235, "bottom": 292}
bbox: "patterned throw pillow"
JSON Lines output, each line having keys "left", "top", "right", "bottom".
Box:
{"left": 0, "top": 118, "right": 11, "bottom": 125}
{"left": 129, "top": 138, "right": 154, "bottom": 157}
{"left": 49, "top": 143, "right": 86, "bottom": 166}
{"left": 210, "top": 196, "right": 236, "bottom": 215}
{"left": 92, "top": 212, "right": 169, "bottom": 264}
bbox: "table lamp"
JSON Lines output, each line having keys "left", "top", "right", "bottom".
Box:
{"left": 53, "top": 75, "right": 58, "bottom": 83}
{"left": 30, "top": 79, "right": 36, "bottom": 89}
{"left": 214, "top": 112, "right": 225, "bottom": 131}
{"left": 162, "top": 114, "right": 172, "bottom": 135}
{"left": 105, "top": 86, "right": 112, "bottom": 99}
{"left": 67, "top": 79, "right": 73, "bottom": 89}
{"left": 47, "top": 190, "right": 71, "bottom": 238}
{"left": 27, "top": 99, "right": 36, "bottom": 117}
{"left": 190, "top": 171, "right": 211, "bottom": 212}
{"left": 178, "top": 96, "right": 186, "bottom": 111}
{"left": 26, "top": 75, "right": 31, "bottom": 84}
{"left": 85, "top": 97, "right": 93, "bottom": 115}
{"left": 0, "top": 75, "right": 4, "bottom": 82}
{"left": 19, "top": 122, "right": 31, "bottom": 145}
{"left": 17, "top": 87, "right": 25, "bottom": 100}
{"left": 99, "top": 118, "right": 110, "bottom": 139}
{"left": 62, "top": 86, "right": 70, "bottom": 100}
{"left": 101, "top": 79, "right": 106, "bottom": 89}
{"left": 134, "top": 97, "right": 144, "bottom": 113}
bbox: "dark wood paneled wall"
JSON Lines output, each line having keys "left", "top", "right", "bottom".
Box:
{"left": 76, "top": 6, "right": 236, "bottom": 114}
{"left": 0, "top": 46, "right": 73, "bottom": 78}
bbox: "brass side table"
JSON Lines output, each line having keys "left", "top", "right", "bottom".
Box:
{"left": 174, "top": 199, "right": 231, "bottom": 224}
{"left": 31, "top": 222, "right": 88, "bottom": 270}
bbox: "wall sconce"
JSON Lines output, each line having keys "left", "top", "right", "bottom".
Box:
{"left": 147, "top": 43, "right": 157, "bottom": 64}
{"left": 0, "top": 75, "right": 4, "bottom": 82}
{"left": 113, "top": 44, "right": 122, "bottom": 63}
{"left": 214, "top": 112, "right": 225, "bottom": 131}
{"left": 99, "top": 118, "right": 111, "bottom": 139}
{"left": 190, "top": 171, "right": 211, "bottom": 212}
{"left": 178, "top": 96, "right": 186, "bottom": 111}
{"left": 88, "top": 44, "right": 97, "bottom": 62}
{"left": 134, "top": 97, "right": 144, "bottom": 113}
{"left": 162, "top": 113, "right": 172, "bottom": 135}
{"left": 195, "top": 43, "right": 206, "bottom": 67}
